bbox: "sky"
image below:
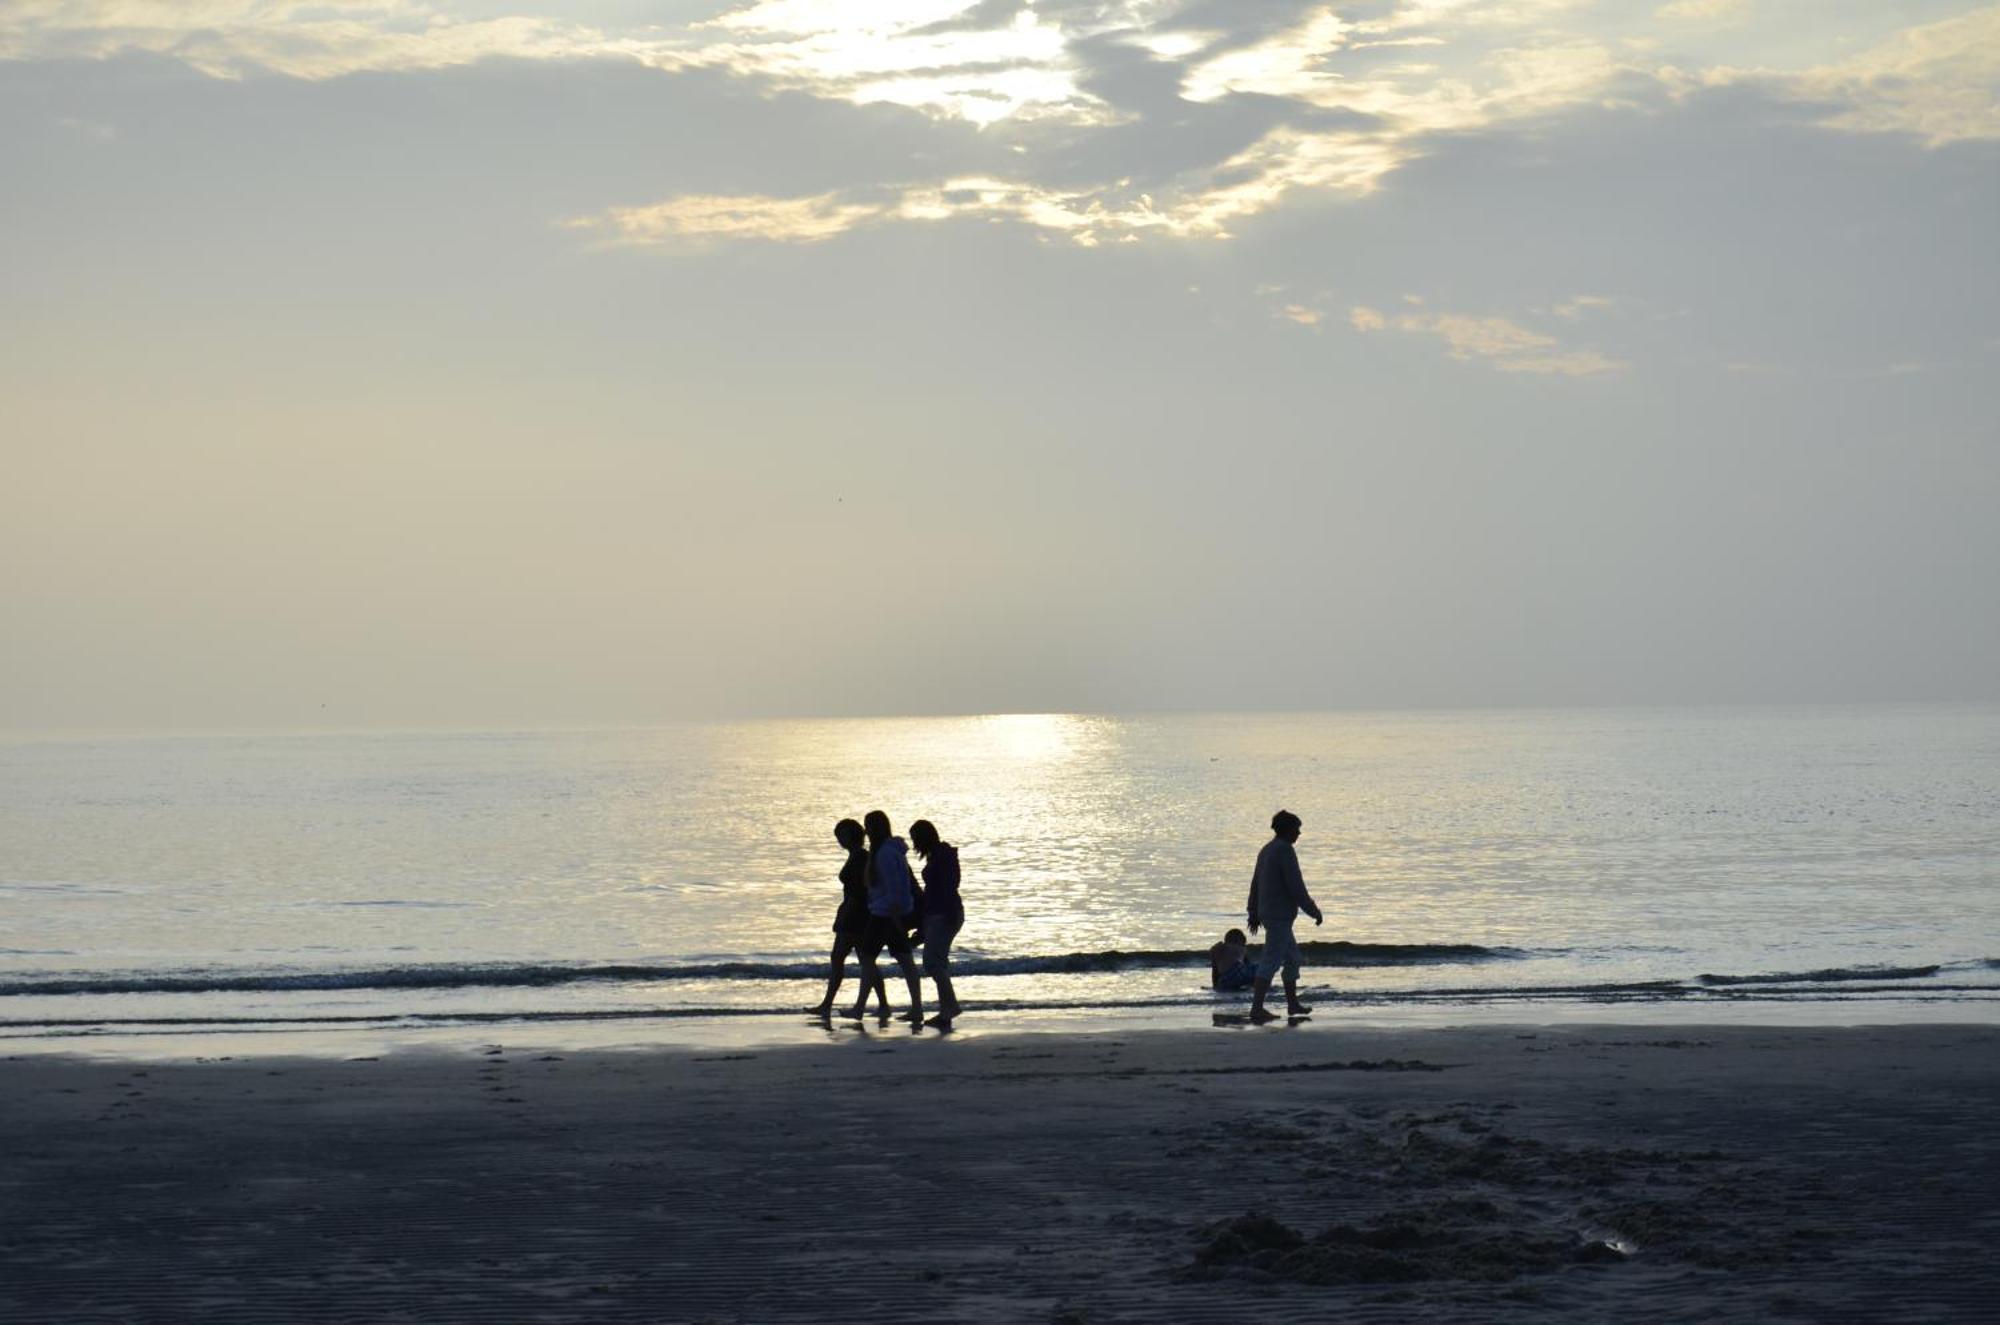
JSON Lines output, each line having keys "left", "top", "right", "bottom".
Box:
{"left": 3, "top": 0, "right": 1997, "bottom": 731}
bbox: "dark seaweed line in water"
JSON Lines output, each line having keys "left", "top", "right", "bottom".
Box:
{"left": 1696, "top": 963, "right": 1941, "bottom": 985}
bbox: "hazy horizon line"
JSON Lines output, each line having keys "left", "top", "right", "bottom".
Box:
{"left": 7, "top": 696, "right": 1998, "bottom": 743}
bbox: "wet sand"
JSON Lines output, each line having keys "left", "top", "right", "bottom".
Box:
{"left": 4, "top": 1024, "right": 1995, "bottom": 1323}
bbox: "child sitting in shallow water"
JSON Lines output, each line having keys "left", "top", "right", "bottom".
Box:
{"left": 1209, "top": 928, "right": 1256, "bottom": 991}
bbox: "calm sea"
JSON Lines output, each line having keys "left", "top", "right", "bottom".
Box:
{"left": 4, "top": 707, "right": 1997, "bottom": 1050}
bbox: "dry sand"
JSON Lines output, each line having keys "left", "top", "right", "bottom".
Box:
{"left": 3, "top": 1023, "right": 1995, "bottom": 1323}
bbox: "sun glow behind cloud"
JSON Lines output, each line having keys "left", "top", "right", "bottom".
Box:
{"left": 10, "top": 2, "right": 1995, "bottom": 134}
{"left": 683, "top": 0, "right": 1094, "bottom": 126}
{"left": 551, "top": 2, "right": 1999, "bottom": 263}
{"left": 10, "top": 2, "right": 1997, "bottom": 287}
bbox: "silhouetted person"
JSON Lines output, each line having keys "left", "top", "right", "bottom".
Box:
{"left": 813, "top": 818, "right": 887, "bottom": 1017}
{"left": 1210, "top": 927, "right": 1255, "bottom": 991}
{"left": 909, "top": 819, "right": 963, "bottom": 1027}
{"left": 844, "top": 810, "right": 924, "bottom": 1024}
{"left": 1246, "top": 809, "right": 1322, "bottom": 1023}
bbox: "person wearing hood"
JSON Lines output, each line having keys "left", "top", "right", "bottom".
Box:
{"left": 845, "top": 809, "right": 925, "bottom": 1024}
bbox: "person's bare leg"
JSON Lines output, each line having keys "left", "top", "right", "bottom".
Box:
{"left": 895, "top": 952, "right": 924, "bottom": 1023}
{"left": 1284, "top": 972, "right": 1312, "bottom": 1017}
{"left": 1249, "top": 972, "right": 1279, "bottom": 1023}
{"left": 870, "top": 969, "right": 887, "bottom": 1013}
{"left": 814, "top": 936, "right": 851, "bottom": 1015}
{"left": 942, "top": 928, "right": 964, "bottom": 1016}
{"left": 844, "top": 946, "right": 883, "bottom": 1019}
{"left": 924, "top": 957, "right": 957, "bottom": 1026}
{"left": 923, "top": 923, "right": 961, "bottom": 1025}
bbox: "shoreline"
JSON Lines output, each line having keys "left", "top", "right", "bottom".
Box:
{"left": 5, "top": 1023, "right": 1995, "bottom": 1322}
{"left": 6, "top": 992, "right": 1999, "bottom": 1061}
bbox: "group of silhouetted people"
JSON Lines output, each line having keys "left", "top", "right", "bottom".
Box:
{"left": 814, "top": 807, "right": 1319, "bottom": 1031}
{"left": 813, "top": 810, "right": 964, "bottom": 1028}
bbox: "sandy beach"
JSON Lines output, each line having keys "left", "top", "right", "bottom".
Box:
{"left": 4, "top": 1023, "right": 1995, "bottom": 1323}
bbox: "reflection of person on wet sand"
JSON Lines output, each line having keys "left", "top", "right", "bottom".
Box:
{"left": 1246, "top": 809, "right": 1322, "bottom": 1024}
{"left": 843, "top": 810, "right": 925, "bottom": 1024}
{"left": 812, "top": 818, "right": 886, "bottom": 1018}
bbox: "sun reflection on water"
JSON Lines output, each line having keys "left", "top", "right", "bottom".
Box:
{"left": 588, "top": 708, "right": 2000, "bottom": 1014}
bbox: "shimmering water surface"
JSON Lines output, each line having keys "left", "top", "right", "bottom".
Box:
{"left": 4, "top": 707, "right": 1997, "bottom": 1047}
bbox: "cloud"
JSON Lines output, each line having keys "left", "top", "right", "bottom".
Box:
{"left": 54, "top": 114, "right": 116, "bottom": 140}
{"left": 1792, "top": 7, "right": 2000, "bottom": 146}
{"left": 568, "top": 178, "right": 1117, "bottom": 247}
{"left": 575, "top": 191, "right": 888, "bottom": 245}
{"left": 568, "top": 122, "right": 1405, "bottom": 247}
{"left": 1180, "top": 7, "right": 1351, "bottom": 105}
{"left": 1552, "top": 294, "right": 1614, "bottom": 319}
{"left": 1165, "top": 6, "right": 1631, "bottom": 226}
{"left": 1356, "top": 1, "right": 1591, "bottom": 34}
{"left": 1656, "top": 0, "right": 1749, "bottom": 20}
{"left": 1351, "top": 303, "right": 1625, "bottom": 375}
{"left": 1679, "top": 7, "right": 2000, "bottom": 147}
{"left": 0, "top": 2, "right": 1103, "bottom": 120}
{"left": 0, "top": 3, "right": 644, "bottom": 80}
{"left": 679, "top": 0, "right": 1102, "bottom": 126}
{"left": 1181, "top": 13, "right": 1624, "bottom": 136}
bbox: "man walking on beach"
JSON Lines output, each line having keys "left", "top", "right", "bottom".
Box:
{"left": 1247, "top": 809, "right": 1322, "bottom": 1023}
